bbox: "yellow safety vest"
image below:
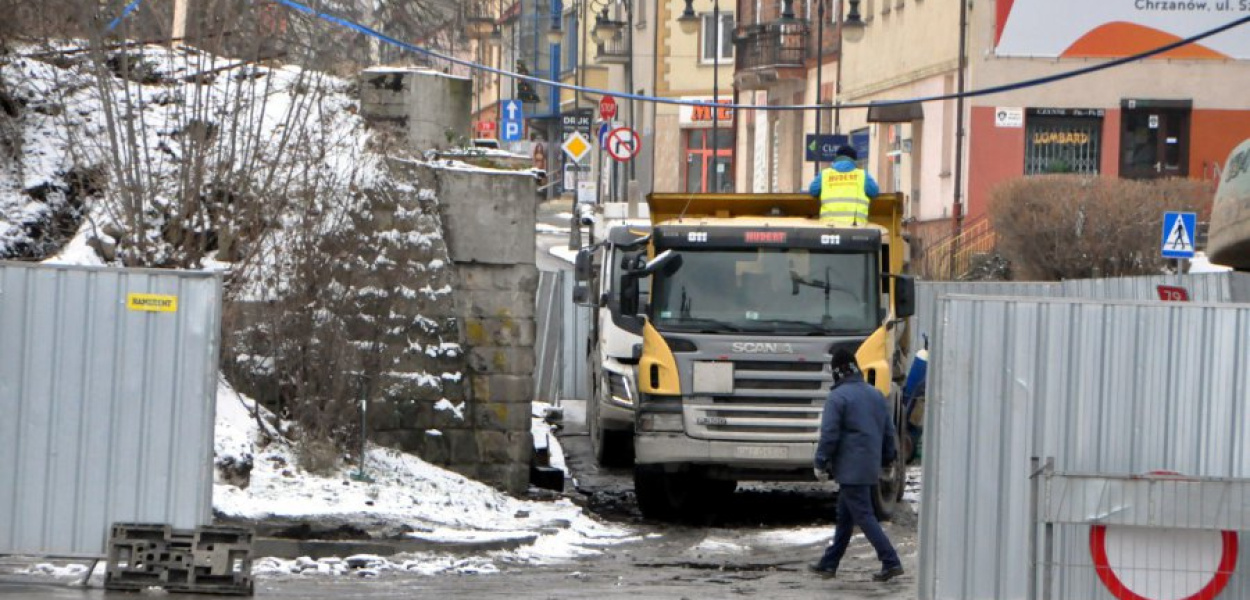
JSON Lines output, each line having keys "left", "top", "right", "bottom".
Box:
{"left": 819, "top": 168, "right": 870, "bottom": 227}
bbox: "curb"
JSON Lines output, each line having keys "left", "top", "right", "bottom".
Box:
{"left": 253, "top": 533, "right": 540, "bottom": 559}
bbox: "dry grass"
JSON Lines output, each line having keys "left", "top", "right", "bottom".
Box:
{"left": 989, "top": 175, "right": 1214, "bottom": 280}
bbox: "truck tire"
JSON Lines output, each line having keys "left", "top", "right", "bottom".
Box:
{"left": 590, "top": 394, "right": 632, "bottom": 468}
{"left": 634, "top": 465, "right": 679, "bottom": 520}
{"left": 635, "top": 466, "right": 713, "bottom": 521}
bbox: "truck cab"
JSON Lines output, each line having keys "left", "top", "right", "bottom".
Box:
{"left": 619, "top": 193, "right": 915, "bottom": 519}
{"left": 574, "top": 222, "right": 651, "bottom": 466}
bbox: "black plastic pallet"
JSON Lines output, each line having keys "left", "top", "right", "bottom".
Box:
{"left": 105, "top": 523, "right": 254, "bottom": 596}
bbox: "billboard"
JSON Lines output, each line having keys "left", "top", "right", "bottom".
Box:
{"left": 995, "top": 0, "right": 1250, "bottom": 60}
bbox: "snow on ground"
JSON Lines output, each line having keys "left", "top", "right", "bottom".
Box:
{"left": 1189, "top": 252, "right": 1233, "bottom": 273}
{"left": 212, "top": 381, "right": 635, "bottom": 574}
{"left": 548, "top": 245, "right": 577, "bottom": 264}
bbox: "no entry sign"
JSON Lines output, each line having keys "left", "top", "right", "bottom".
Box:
{"left": 606, "top": 126, "right": 640, "bottom": 163}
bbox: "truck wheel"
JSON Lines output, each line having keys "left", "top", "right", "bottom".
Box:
{"left": 634, "top": 466, "right": 701, "bottom": 521}
{"left": 872, "top": 485, "right": 892, "bottom": 522}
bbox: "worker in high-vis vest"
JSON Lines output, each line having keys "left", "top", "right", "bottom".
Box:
{"left": 808, "top": 146, "right": 879, "bottom": 227}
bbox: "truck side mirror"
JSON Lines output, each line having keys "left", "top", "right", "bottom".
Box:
{"left": 894, "top": 275, "right": 916, "bottom": 319}
{"left": 574, "top": 247, "right": 594, "bottom": 283}
{"left": 572, "top": 247, "right": 596, "bottom": 307}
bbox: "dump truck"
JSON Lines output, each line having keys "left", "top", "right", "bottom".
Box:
{"left": 609, "top": 192, "right": 915, "bottom": 519}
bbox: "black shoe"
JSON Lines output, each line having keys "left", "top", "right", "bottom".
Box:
{"left": 872, "top": 565, "right": 905, "bottom": 582}
{"left": 807, "top": 564, "right": 837, "bottom": 578}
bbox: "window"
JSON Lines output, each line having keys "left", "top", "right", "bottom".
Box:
{"left": 1024, "top": 110, "right": 1104, "bottom": 175}
{"left": 562, "top": 12, "right": 578, "bottom": 74}
{"left": 685, "top": 129, "right": 735, "bottom": 193}
{"left": 701, "top": 12, "right": 734, "bottom": 62}
{"left": 650, "top": 248, "right": 879, "bottom": 335}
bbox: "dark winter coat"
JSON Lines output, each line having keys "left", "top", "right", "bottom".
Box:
{"left": 813, "top": 373, "right": 897, "bottom": 486}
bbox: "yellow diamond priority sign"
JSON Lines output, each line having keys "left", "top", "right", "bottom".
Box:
{"left": 562, "top": 131, "right": 592, "bottom": 163}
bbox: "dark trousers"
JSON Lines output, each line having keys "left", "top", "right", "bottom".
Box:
{"left": 817, "top": 484, "right": 901, "bottom": 572}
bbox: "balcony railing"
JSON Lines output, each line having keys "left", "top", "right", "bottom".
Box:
{"left": 734, "top": 21, "right": 810, "bottom": 72}
{"left": 596, "top": 34, "right": 629, "bottom": 65}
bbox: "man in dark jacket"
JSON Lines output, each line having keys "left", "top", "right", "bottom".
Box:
{"left": 810, "top": 349, "right": 904, "bottom": 582}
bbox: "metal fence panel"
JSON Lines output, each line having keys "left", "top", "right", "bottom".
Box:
{"left": 912, "top": 281, "right": 1061, "bottom": 352}
{"left": 534, "top": 270, "right": 592, "bottom": 404}
{"left": 0, "top": 262, "right": 222, "bottom": 556}
{"left": 558, "top": 271, "right": 592, "bottom": 402}
{"left": 920, "top": 296, "right": 1250, "bottom": 600}
{"left": 911, "top": 273, "right": 1250, "bottom": 354}
{"left": 534, "top": 270, "right": 562, "bottom": 404}
{"left": 1060, "top": 272, "right": 1250, "bottom": 303}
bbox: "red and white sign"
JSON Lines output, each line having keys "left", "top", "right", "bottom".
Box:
{"left": 599, "top": 95, "right": 618, "bottom": 120}
{"left": 475, "top": 120, "right": 497, "bottom": 138}
{"left": 605, "top": 127, "right": 641, "bottom": 163}
{"left": 995, "top": 0, "right": 1250, "bottom": 60}
{"left": 1091, "top": 526, "right": 1238, "bottom": 600}
{"left": 1157, "top": 285, "right": 1190, "bottom": 302}
{"left": 1089, "top": 471, "right": 1240, "bottom": 600}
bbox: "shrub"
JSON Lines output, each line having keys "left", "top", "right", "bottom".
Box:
{"left": 989, "top": 175, "right": 1213, "bottom": 281}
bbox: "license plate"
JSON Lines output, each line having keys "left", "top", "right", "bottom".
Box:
{"left": 734, "top": 445, "right": 787, "bottom": 459}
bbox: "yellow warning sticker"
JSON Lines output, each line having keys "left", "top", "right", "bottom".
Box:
{"left": 126, "top": 293, "right": 178, "bottom": 313}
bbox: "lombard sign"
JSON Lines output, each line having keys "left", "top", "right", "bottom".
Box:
{"left": 995, "top": 0, "right": 1250, "bottom": 60}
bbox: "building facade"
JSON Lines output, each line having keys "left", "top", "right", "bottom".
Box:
{"left": 835, "top": 0, "right": 1250, "bottom": 250}
{"left": 733, "top": 0, "right": 840, "bottom": 196}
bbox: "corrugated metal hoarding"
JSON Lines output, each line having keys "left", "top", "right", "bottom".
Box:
{"left": 911, "top": 281, "right": 1060, "bottom": 351}
{"left": 0, "top": 262, "right": 222, "bottom": 556}
{"left": 911, "top": 273, "right": 1250, "bottom": 352}
{"left": 919, "top": 296, "right": 1250, "bottom": 600}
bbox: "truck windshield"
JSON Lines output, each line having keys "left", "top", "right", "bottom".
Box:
{"left": 650, "top": 248, "right": 878, "bottom": 335}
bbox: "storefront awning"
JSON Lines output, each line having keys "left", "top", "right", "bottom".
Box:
{"left": 867, "top": 102, "right": 924, "bottom": 123}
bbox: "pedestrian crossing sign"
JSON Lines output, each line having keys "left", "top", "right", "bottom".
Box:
{"left": 1161, "top": 211, "right": 1196, "bottom": 259}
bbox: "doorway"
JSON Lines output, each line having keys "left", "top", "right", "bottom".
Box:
{"left": 1120, "top": 100, "right": 1191, "bottom": 179}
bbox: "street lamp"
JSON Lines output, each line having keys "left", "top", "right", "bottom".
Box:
{"left": 678, "top": 1, "right": 699, "bottom": 34}
{"left": 677, "top": 0, "right": 725, "bottom": 193}
{"left": 591, "top": 6, "right": 624, "bottom": 43}
{"left": 842, "top": 0, "right": 866, "bottom": 42}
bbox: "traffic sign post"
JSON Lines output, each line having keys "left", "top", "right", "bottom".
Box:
{"left": 1161, "top": 211, "right": 1197, "bottom": 260}
{"left": 501, "top": 99, "right": 524, "bottom": 142}
{"left": 606, "top": 127, "right": 641, "bottom": 163}
{"left": 599, "top": 95, "right": 617, "bottom": 121}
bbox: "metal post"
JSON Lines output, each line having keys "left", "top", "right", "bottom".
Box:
{"left": 1028, "top": 457, "right": 1041, "bottom": 600}
{"left": 711, "top": 0, "right": 719, "bottom": 192}
{"left": 949, "top": 0, "right": 969, "bottom": 279}
{"left": 815, "top": 0, "right": 825, "bottom": 174}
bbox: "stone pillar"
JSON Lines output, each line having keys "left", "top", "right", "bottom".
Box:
{"left": 391, "top": 159, "right": 539, "bottom": 494}
{"left": 359, "top": 68, "right": 472, "bottom": 152}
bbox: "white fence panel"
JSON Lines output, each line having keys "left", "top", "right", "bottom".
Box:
{"left": 0, "top": 263, "right": 222, "bottom": 556}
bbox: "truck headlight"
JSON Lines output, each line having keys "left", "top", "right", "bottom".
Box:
{"left": 638, "top": 413, "right": 683, "bottom": 432}
{"left": 606, "top": 371, "right": 634, "bottom": 406}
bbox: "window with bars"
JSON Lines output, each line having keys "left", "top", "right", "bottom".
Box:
{"left": 1025, "top": 116, "right": 1103, "bottom": 175}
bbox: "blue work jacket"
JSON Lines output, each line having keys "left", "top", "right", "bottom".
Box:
{"left": 814, "top": 373, "right": 897, "bottom": 486}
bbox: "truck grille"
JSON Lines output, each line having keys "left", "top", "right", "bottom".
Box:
{"left": 686, "top": 358, "right": 830, "bottom": 442}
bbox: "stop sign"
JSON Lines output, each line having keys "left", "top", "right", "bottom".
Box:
{"left": 599, "top": 95, "right": 618, "bottom": 120}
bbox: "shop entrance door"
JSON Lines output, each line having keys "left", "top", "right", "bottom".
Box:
{"left": 1120, "top": 100, "right": 1191, "bottom": 179}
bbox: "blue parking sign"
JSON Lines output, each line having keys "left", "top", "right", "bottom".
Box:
{"left": 501, "top": 100, "right": 524, "bottom": 142}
